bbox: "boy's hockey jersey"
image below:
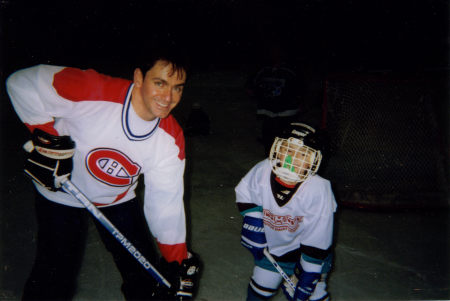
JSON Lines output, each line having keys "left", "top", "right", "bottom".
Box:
{"left": 6, "top": 64, "right": 187, "bottom": 263}
{"left": 235, "top": 159, "right": 337, "bottom": 257}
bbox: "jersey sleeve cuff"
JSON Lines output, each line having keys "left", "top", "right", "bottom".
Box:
{"left": 157, "top": 241, "right": 188, "bottom": 264}
{"left": 25, "top": 121, "right": 59, "bottom": 135}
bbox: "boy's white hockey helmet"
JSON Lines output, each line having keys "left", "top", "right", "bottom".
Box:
{"left": 269, "top": 123, "right": 323, "bottom": 183}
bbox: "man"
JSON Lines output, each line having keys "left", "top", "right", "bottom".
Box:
{"left": 6, "top": 50, "right": 200, "bottom": 300}
{"left": 245, "top": 44, "right": 303, "bottom": 155}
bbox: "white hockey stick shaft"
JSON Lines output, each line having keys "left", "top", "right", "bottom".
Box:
{"left": 61, "top": 178, "right": 171, "bottom": 288}
{"left": 263, "top": 248, "right": 296, "bottom": 290}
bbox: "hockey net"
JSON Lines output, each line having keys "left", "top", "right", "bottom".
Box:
{"left": 321, "top": 72, "right": 448, "bottom": 209}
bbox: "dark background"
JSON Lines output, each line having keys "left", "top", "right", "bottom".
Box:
{"left": 1, "top": 0, "right": 448, "bottom": 76}
{"left": 1, "top": 0, "right": 449, "bottom": 207}
{"left": 0, "top": 2, "right": 449, "bottom": 300}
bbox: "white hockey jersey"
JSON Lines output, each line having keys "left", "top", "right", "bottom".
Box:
{"left": 235, "top": 159, "right": 337, "bottom": 257}
{"left": 6, "top": 64, "right": 188, "bottom": 263}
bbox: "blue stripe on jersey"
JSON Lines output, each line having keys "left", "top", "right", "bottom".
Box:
{"left": 240, "top": 205, "right": 263, "bottom": 216}
{"left": 301, "top": 253, "right": 325, "bottom": 266}
{"left": 254, "top": 256, "right": 296, "bottom": 275}
{"left": 121, "top": 84, "right": 160, "bottom": 141}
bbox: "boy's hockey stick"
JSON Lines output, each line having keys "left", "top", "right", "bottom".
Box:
{"left": 61, "top": 178, "right": 171, "bottom": 289}
{"left": 263, "top": 248, "right": 296, "bottom": 290}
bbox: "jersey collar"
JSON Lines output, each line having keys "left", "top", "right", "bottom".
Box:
{"left": 122, "top": 84, "right": 160, "bottom": 141}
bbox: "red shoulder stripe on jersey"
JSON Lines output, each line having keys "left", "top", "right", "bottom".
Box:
{"left": 159, "top": 115, "right": 186, "bottom": 160}
{"left": 157, "top": 241, "right": 188, "bottom": 264}
{"left": 25, "top": 121, "right": 59, "bottom": 135}
{"left": 53, "top": 67, "right": 132, "bottom": 103}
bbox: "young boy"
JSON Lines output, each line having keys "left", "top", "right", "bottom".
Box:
{"left": 236, "top": 122, "right": 337, "bottom": 301}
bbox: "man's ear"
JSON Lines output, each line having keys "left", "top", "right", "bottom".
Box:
{"left": 133, "top": 68, "right": 144, "bottom": 87}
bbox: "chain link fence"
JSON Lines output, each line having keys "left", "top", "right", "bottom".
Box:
{"left": 321, "top": 72, "right": 448, "bottom": 209}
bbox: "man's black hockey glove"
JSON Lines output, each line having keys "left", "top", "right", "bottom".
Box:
{"left": 176, "top": 252, "right": 201, "bottom": 299}
{"left": 23, "top": 129, "right": 75, "bottom": 191}
{"left": 157, "top": 252, "right": 201, "bottom": 300}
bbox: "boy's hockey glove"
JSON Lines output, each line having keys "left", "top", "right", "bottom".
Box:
{"left": 240, "top": 213, "right": 267, "bottom": 260}
{"left": 282, "top": 260, "right": 321, "bottom": 301}
{"left": 23, "top": 128, "right": 75, "bottom": 191}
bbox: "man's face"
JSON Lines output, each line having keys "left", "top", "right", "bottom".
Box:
{"left": 132, "top": 60, "right": 186, "bottom": 121}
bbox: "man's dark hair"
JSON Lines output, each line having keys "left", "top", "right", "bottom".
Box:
{"left": 138, "top": 44, "right": 190, "bottom": 78}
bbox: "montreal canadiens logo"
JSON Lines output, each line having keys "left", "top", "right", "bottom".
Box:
{"left": 86, "top": 148, "right": 141, "bottom": 187}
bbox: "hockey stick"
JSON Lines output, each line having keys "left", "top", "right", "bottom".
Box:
{"left": 61, "top": 178, "right": 171, "bottom": 288}
{"left": 263, "top": 248, "right": 296, "bottom": 290}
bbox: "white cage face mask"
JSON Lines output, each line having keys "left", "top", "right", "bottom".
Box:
{"left": 269, "top": 137, "right": 322, "bottom": 183}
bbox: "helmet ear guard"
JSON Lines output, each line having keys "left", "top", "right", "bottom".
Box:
{"left": 269, "top": 123, "right": 323, "bottom": 183}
